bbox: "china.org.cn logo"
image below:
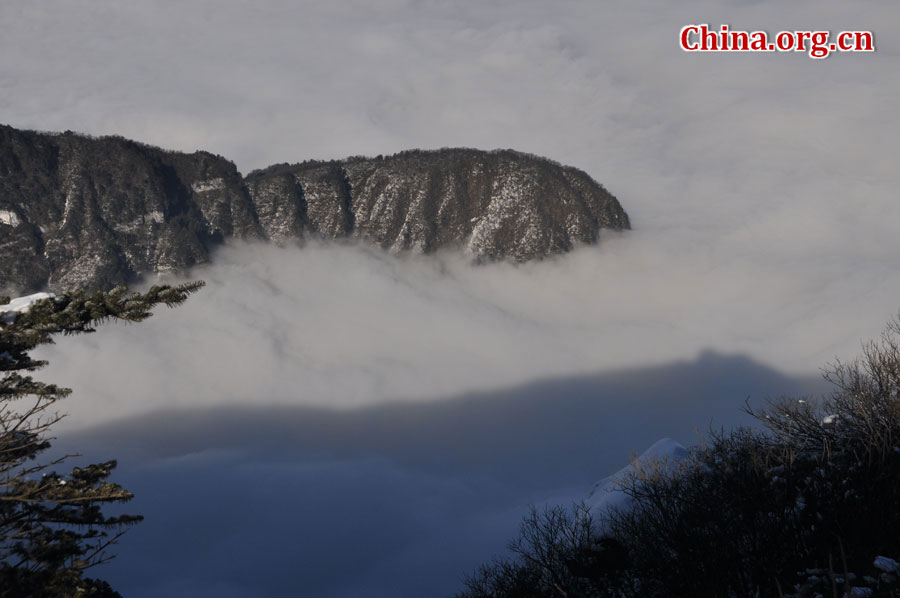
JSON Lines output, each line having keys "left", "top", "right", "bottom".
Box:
{"left": 680, "top": 24, "right": 875, "bottom": 59}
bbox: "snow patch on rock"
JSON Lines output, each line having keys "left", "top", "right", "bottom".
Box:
{"left": 874, "top": 556, "right": 900, "bottom": 573}
{"left": 191, "top": 178, "right": 226, "bottom": 193}
{"left": 0, "top": 210, "right": 19, "bottom": 227}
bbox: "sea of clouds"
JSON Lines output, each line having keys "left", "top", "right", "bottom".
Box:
{"left": 3, "top": 0, "right": 899, "bottom": 595}
{"left": 35, "top": 236, "right": 900, "bottom": 426}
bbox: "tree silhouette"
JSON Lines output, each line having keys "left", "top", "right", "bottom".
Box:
{"left": 0, "top": 282, "right": 203, "bottom": 597}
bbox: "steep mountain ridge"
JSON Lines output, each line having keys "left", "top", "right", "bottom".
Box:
{"left": 0, "top": 125, "right": 629, "bottom": 292}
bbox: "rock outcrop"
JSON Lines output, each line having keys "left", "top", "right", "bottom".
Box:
{"left": 0, "top": 125, "right": 629, "bottom": 292}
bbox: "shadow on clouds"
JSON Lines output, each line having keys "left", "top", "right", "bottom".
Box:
{"left": 55, "top": 352, "right": 829, "bottom": 598}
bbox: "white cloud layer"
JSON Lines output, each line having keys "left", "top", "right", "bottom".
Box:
{"left": 34, "top": 232, "right": 900, "bottom": 428}
{"left": 5, "top": 0, "right": 892, "bottom": 425}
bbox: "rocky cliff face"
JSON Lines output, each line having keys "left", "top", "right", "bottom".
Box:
{"left": 0, "top": 126, "right": 629, "bottom": 293}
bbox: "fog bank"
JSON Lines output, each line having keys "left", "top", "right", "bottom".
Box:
{"left": 33, "top": 235, "right": 899, "bottom": 429}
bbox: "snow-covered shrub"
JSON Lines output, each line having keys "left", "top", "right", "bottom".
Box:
{"left": 458, "top": 315, "right": 900, "bottom": 597}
